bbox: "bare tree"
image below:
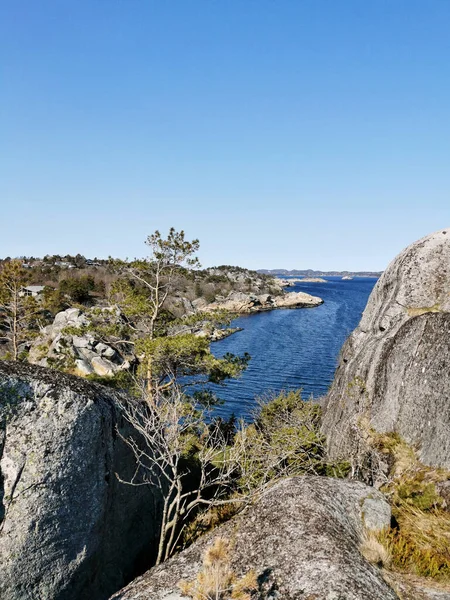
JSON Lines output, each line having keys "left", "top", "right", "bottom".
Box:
{"left": 117, "top": 388, "right": 335, "bottom": 566}
{"left": 117, "top": 386, "right": 244, "bottom": 565}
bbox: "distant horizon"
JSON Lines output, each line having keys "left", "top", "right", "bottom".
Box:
{"left": 257, "top": 268, "right": 382, "bottom": 275}
{"left": 1, "top": 252, "right": 383, "bottom": 275}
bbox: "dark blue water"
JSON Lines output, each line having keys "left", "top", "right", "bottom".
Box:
{"left": 209, "top": 277, "right": 377, "bottom": 419}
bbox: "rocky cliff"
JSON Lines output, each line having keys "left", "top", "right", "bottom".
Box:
{"left": 0, "top": 361, "right": 160, "bottom": 600}
{"left": 322, "top": 228, "right": 450, "bottom": 471}
{"left": 110, "top": 476, "right": 396, "bottom": 600}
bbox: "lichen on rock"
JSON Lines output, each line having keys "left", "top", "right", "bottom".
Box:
{"left": 322, "top": 227, "right": 450, "bottom": 473}
{"left": 0, "top": 361, "right": 160, "bottom": 600}
{"left": 110, "top": 476, "right": 397, "bottom": 600}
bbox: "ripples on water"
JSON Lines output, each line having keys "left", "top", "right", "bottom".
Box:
{"left": 209, "top": 277, "right": 378, "bottom": 419}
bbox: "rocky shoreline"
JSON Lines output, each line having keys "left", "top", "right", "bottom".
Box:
{"left": 25, "top": 290, "right": 323, "bottom": 376}
{"left": 173, "top": 289, "right": 324, "bottom": 343}
{"left": 278, "top": 277, "right": 327, "bottom": 285}
{"left": 298, "top": 276, "right": 327, "bottom": 283}
{"left": 202, "top": 289, "right": 324, "bottom": 314}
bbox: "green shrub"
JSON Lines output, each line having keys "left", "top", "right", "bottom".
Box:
{"left": 234, "top": 390, "right": 345, "bottom": 491}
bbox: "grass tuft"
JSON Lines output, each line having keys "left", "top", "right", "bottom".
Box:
{"left": 361, "top": 531, "right": 392, "bottom": 568}
{"left": 178, "top": 537, "right": 258, "bottom": 600}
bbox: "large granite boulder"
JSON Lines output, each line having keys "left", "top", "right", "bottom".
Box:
{"left": 0, "top": 361, "right": 160, "bottom": 600}
{"left": 111, "top": 476, "right": 397, "bottom": 600}
{"left": 322, "top": 228, "right": 450, "bottom": 470}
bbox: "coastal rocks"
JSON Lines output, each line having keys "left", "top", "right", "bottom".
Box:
{"left": 205, "top": 289, "right": 323, "bottom": 313}
{"left": 205, "top": 267, "right": 272, "bottom": 291}
{"left": 322, "top": 228, "right": 450, "bottom": 471}
{"left": 167, "top": 319, "right": 243, "bottom": 342}
{"left": 274, "top": 290, "right": 323, "bottom": 308}
{"left": 28, "top": 307, "right": 132, "bottom": 378}
{"left": 276, "top": 277, "right": 301, "bottom": 287}
{"left": 0, "top": 361, "right": 160, "bottom": 600}
{"left": 278, "top": 276, "right": 327, "bottom": 285}
{"left": 205, "top": 291, "right": 265, "bottom": 313}
{"left": 194, "top": 326, "right": 243, "bottom": 341}
{"left": 299, "top": 276, "right": 327, "bottom": 282}
{"left": 111, "top": 476, "right": 396, "bottom": 600}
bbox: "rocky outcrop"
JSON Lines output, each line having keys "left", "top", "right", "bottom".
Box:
{"left": 0, "top": 361, "right": 160, "bottom": 600}
{"left": 322, "top": 228, "right": 450, "bottom": 470}
{"left": 204, "top": 290, "right": 323, "bottom": 313}
{"left": 28, "top": 307, "right": 133, "bottom": 377}
{"left": 277, "top": 277, "right": 302, "bottom": 286}
{"left": 27, "top": 290, "right": 322, "bottom": 376}
{"left": 111, "top": 476, "right": 397, "bottom": 600}
{"left": 278, "top": 277, "right": 328, "bottom": 285}
{"left": 300, "top": 277, "right": 328, "bottom": 283}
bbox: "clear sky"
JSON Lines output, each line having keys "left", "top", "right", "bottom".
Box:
{"left": 1, "top": 1, "right": 449, "bottom": 270}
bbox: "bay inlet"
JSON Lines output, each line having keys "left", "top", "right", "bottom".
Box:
{"left": 209, "top": 277, "right": 378, "bottom": 419}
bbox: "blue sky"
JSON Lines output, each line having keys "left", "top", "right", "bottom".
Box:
{"left": 1, "top": 1, "right": 449, "bottom": 270}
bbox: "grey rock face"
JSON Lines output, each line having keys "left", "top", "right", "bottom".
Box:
{"left": 52, "top": 307, "right": 88, "bottom": 330}
{"left": 361, "top": 496, "right": 392, "bottom": 531}
{"left": 95, "top": 342, "right": 117, "bottom": 359}
{"left": 91, "top": 355, "right": 116, "bottom": 376}
{"left": 111, "top": 476, "right": 397, "bottom": 600}
{"left": 72, "top": 334, "right": 93, "bottom": 348}
{"left": 0, "top": 361, "right": 160, "bottom": 600}
{"left": 75, "top": 357, "right": 95, "bottom": 375}
{"left": 322, "top": 228, "right": 450, "bottom": 469}
{"left": 386, "top": 574, "right": 450, "bottom": 600}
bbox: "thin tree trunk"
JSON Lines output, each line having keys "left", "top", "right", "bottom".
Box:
{"left": 146, "top": 359, "right": 154, "bottom": 401}
{"left": 12, "top": 292, "right": 18, "bottom": 361}
{"left": 156, "top": 494, "right": 170, "bottom": 566}
{"left": 164, "top": 484, "right": 182, "bottom": 561}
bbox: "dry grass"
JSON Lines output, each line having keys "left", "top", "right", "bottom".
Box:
{"left": 361, "top": 531, "right": 392, "bottom": 568}
{"left": 379, "top": 507, "right": 450, "bottom": 580}
{"left": 182, "top": 502, "right": 241, "bottom": 549}
{"left": 178, "top": 537, "right": 258, "bottom": 600}
{"left": 406, "top": 303, "right": 441, "bottom": 317}
{"left": 369, "top": 433, "right": 450, "bottom": 582}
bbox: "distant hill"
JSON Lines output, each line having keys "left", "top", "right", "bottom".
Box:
{"left": 257, "top": 269, "right": 382, "bottom": 278}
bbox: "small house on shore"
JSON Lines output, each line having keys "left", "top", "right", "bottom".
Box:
{"left": 19, "top": 285, "right": 45, "bottom": 298}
